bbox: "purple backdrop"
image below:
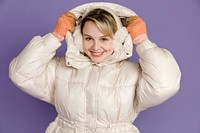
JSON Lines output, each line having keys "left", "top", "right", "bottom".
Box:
{"left": 0, "top": 0, "right": 200, "bottom": 133}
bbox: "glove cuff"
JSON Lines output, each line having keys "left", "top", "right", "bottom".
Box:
{"left": 52, "top": 32, "right": 64, "bottom": 42}
{"left": 132, "top": 34, "right": 148, "bottom": 45}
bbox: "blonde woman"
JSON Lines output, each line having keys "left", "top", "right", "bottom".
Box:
{"left": 9, "top": 2, "right": 181, "bottom": 133}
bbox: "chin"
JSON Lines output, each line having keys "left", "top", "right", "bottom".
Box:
{"left": 91, "top": 59, "right": 103, "bottom": 63}
{"left": 90, "top": 56, "right": 107, "bottom": 63}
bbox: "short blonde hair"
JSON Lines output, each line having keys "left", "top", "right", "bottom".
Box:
{"left": 80, "top": 9, "right": 117, "bottom": 38}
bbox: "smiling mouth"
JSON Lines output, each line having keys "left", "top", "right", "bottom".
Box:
{"left": 91, "top": 51, "right": 104, "bottom": 57}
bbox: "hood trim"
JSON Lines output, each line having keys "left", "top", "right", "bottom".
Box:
{"left": 65, "top": 2, "right": 137, "bottom": 69}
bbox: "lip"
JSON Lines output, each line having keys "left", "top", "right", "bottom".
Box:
{"left": 91, "top": 51, "right": 104, "bottom": 57}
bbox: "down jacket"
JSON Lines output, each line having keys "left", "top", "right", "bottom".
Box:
{"left": 9, "top": 2, "right": 181, "bottom": 133}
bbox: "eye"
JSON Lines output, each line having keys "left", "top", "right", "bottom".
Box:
{"left": 85, "top": 37, "right": 92, "bottom": 41}
{"left": 100, "top": 38, "right": 108, "bottom": 42}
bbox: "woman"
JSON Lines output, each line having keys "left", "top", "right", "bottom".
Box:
{"left": 9, "top": 2, "right": 181, "bottom": 133}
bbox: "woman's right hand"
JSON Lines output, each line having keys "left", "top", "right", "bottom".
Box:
{"left": 52, "top": 12, "right": 76, "bottom": 42}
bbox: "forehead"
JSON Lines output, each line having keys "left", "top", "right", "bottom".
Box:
{"left": 82, "top": 21, "right": 105, "bottom": 36}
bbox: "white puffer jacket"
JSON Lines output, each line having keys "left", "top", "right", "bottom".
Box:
{"left": 9, "top": 2, "right": 181, "bottom": 133}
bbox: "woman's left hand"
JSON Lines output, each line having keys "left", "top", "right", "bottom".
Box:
{"left": 126, "top": 16, "right": 148, "bottom": 45}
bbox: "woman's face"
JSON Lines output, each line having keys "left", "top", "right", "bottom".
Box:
{"left": 82, "top": 21, "right": 114, "bottom": 63}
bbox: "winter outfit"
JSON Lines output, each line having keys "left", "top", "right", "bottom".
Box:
{"left": 9, "top": 2, "right": 181, "bottom": 133}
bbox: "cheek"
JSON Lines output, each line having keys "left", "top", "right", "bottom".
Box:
{"left": 82, "top": 41, "right": 86, "bottom": 50}
{"left": 104, "top": 42, "right": 113, "bottom": 51}
{"left": 82, "top": 40, "right": 89, "bottom": 50}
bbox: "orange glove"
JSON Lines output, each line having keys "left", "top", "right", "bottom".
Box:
{"left": 52, "top": 12, "right": 76, "bottom": 41}
{"left": 127, "top": 16, "right": 148, "bottom": 45}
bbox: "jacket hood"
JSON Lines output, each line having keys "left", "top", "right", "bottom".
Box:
{"left": 65, "top": 2, "right": 137, "bottom": 69}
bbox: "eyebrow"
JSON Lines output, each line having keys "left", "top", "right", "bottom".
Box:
{"left": 83, "top": 34, "right": 91, "bottom": 37}
{"left": 83, "top": 34, "right": 109, "bottom": 38}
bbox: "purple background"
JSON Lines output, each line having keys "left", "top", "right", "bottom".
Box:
{"left": 0, "top": 0, "right": 200, "bottom": 133}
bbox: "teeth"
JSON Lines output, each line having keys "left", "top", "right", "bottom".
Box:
{"left": 92, "top": 52, "right": 103, "bottom": 56}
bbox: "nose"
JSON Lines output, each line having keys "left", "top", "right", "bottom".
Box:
{"left": 93, "top": 41, "right": 100, "bottom": 50}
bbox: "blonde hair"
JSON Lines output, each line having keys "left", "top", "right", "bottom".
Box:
{"left": 80, "top": 9, "right": 117, "bottom": 38}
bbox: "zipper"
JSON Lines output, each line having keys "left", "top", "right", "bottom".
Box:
{"left": 84, "top": 64, "right": 102, "bottom": 130}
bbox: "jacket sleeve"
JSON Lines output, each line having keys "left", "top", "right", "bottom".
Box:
{"left": 135, "top": 39, "right": 181, "bottom": 112}
{"left": 9, "top": 33, "right": 62, "bottom": 105}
